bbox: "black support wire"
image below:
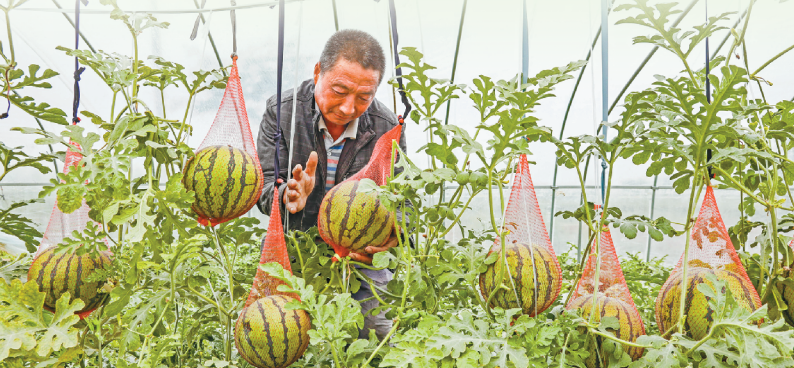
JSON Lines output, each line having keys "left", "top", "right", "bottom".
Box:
{"left": 272, "top": 0, "right": 285, "bottom": 185}
{"left": 51, "top": 0, "right": 95, "bottom": 53}
{"left": 387, "top": 0, "right": 411, "bottom": 122}
{"left": 71, "top": 0, "right": 85, "bottom": 125}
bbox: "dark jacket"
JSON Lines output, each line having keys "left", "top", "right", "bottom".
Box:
{"left": 257, "top": 78, "right": 407, "bottom": 231}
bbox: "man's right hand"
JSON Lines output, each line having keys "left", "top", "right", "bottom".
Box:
{"left": 284, "top": 151, "right": 318, "bottom": 214}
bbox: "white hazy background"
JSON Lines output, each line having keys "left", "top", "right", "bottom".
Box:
{"left": 1, "top": 0, "right": 793, "bottom": 261}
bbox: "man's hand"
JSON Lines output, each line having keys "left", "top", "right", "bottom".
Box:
{"left": 348, "top": 227, "right": 401, "bottom": 264}
{"left": 284, "top": 151, "right": 318, "bottom": 214}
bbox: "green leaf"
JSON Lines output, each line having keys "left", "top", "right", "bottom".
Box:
{"left": 35, "top": 293, "right": 82, "bottom": 357}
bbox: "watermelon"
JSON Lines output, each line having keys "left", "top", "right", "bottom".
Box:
{"left": 27, "top": 246, "right": 112, "bottom": 315}
{"left": 182, "top": 145, "right": 263, "bottom": 227}
{"left": 235, "top": 295, "right": 311, "bottom": 368}
{"left": 317, "top": 180, "right": 394, "bottom": 254}
{"left": 478, "top": 242, "right": 562, "bottom": 317}
{"left": 568, "top": 294, "right": 644, "bottom": 366}
{"left": 656, "top": 266, "right": 760, "bottom": 339}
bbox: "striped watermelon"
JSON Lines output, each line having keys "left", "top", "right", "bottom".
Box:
{"left": 317, "top": 180, "right": 394, "bottom": 254}
{"left": 235, "top": 295, "right": 311, "bottom": 368}
{"left": 656, "top": 266, "right": 760, "bottom": 339}
{"left": 182, "top": 145, "right": 263, "bottom": 227}
{"left": 27, "top": 247, "right": 112, "bottom": 315}
{"left": 568, "top": 294, "right": 644, "bottom": 367}
{"left": 478, "top": 242, "right": 562, "bottom": 317}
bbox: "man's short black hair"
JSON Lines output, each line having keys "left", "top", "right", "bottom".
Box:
{"left": 319, "top": 29, "right": 386, "bottom": 84}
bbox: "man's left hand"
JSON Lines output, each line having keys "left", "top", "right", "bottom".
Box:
{"left": 348, "top": 233, "right": 400, "bottom": 265}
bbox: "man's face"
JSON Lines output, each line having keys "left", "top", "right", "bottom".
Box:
{"left": 314, "top": 58, "right": 380, "bottom": 127}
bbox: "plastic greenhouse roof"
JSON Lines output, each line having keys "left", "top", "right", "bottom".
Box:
{"left": 1, "top": 0, "right": 793, "bottom": 260}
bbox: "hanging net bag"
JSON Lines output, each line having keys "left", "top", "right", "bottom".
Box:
{"left": 234, "top": 188, "right": 311, "bottom": 368}
{"left": 28, "top": 144, "right": 112, "bottom": 319}
{"left": 182, "top": 57, "right": 264, "bottom": 227}
{"left": 478, "top": 154, "right": 562, "bottom": 317}
{"left": 317, "top": 123, "right": 403, "bottom": 259}
{"left": 655, "top": 186, "right": 761, "bottom": 339}
{"left": 565, "top": 223, "right": 645, "bottom": 366}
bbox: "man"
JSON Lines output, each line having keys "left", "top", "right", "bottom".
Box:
{"left": 257, "top": 29, "right": 406, "bottom": 339}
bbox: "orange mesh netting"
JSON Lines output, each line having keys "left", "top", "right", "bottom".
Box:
{"left": 499, "top": 155, "right": 558, "bottom": 253}
{"left": 655, "top": 186, "right": 761, "bottom": 330}
{"left": 326, "top": 123, "right": 403, "bottom": 259}
{"left": 347, "top": 124, "right": 403, "bottom": 185}
{"left": 244, "top": 187, "right": 296, "bottom": 307}
{"left": 566, "top": 227, "right": 640, "bottom": 312}
{"left": 192, "top": 57, "right": 263, "bottom": 226}
{"left": 495, "top": 154, "right": 562, "bottom": 314}
{"left": 35, "top": 145, "right": 89, "bottom": 259}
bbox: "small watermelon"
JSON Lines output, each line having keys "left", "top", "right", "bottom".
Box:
{"left": 656, "top": 266, "right": 760, "bottom": 340}
{"left": 568, "top": 294, "right": 645, "bottom": 366}
{"left": 478, "top": 242, "right": 562, "bottom": 317}
{"left": 182, "top": 145, "right": 263, "bottom": 227}
{"left": 317, "top": 180, "right": 394, "bottom": 254}
{"left": 235, "top": 295, "right": 311, "bottom": 368}
{"left": 28, "top": 247, "right": 112, "bottom": 316}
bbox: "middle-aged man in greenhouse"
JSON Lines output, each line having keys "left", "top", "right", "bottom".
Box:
{"left": 256, "top": 29, "right": 407, "bottom": 340}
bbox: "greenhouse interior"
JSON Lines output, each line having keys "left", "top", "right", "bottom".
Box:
{"left": 1, "top": 0, "right": 794, "bottom": 366}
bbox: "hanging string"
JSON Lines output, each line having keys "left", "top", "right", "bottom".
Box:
{"left": 387, "top": 0, "right": 411, "bottom": 124}
{"left": 273, "top": 0, "right": 285, "bottom": 185}
{"left": 230, "top": 0, "right": 237, "bottom": 58}
{"left": 705, "top": 0, "right": 714, "bottom": 179}
{"left": 71, "top": 0, "right": 86, "bottom": 125}
{"left": 284, "top": 0, "right": 303, "bottom": 230}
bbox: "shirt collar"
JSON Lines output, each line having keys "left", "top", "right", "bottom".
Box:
{"left": 316, "top": 102, "right": 359, "bottom": 143}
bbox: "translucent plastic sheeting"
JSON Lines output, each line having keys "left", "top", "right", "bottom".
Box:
{"left": 1, "top": 0, "right": 792, "bottom": 262}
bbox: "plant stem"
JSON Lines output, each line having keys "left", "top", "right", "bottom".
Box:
{"left": 677, "top": 175, "right": 704, "bottom": 334}
{"left": 361, "top": 319, "right": 400, "bottom": 367}
{"left": 725, "top": 0, "right": 756, "bottom": 68}
{"left": 587, "top": 327, "right": 652, "bottom": 349}
{"left": 177, "top": 93, "right": 194, "bottom": 143}
{"left": 187, "top": 284, "right": 227, "bottom": 315}
{"left": 4, "top": 10, "right": 14, "bottom": 64}
{"left": 330, "top": 343, "right": 344, "bottom": 368}
{"left": 211, "top": 227, "right": 234, "bottom": 360}
{"left": 160, "top": 89, "right": 167, "bottom": 119}
{"left": 108, "top": 91, "right": 118, "bottom": 125}
{"left": 751, "top": 43, "right": 794, "bottom": 77}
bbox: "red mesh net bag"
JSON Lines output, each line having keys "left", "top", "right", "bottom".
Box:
{"left": 565, "top": 225, "right": 646, "bottom": 362}
{"left": 30, "top": 143, "right": 111, "bottom": 319}
{"left": 655, "top": 186, "right": 761, "bottom": 339}
{"left": 478, "top": 154, "right": 562, "bottom": 317}
{"left": 244, "top": 187, "right": 296, "bottom": 307}
{"left": 34, "top": 145, "right": 90, "bottom": 258}
{"left": 182, "top": 57, "right": 264, "bottom": 227}
{"left": 317, "top": 124, "right": 403, "bottom": 260}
